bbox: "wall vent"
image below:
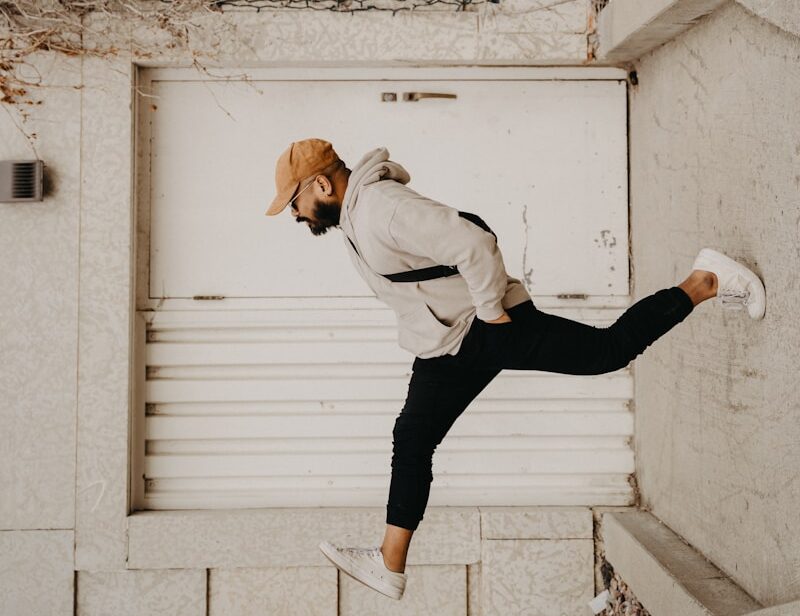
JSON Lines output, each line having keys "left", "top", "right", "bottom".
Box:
{"left": 0, "top": 160, "right": 44, "bottom": 202}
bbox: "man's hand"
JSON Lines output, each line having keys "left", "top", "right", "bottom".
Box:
{"left": 483, "top": 311, "right": 511, "bottom": 324}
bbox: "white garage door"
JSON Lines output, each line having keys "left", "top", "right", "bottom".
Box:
{"left": 131, "top": 66, "right": 632, "bottom": 511}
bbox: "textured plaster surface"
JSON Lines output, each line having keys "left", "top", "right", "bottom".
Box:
{"left": 629, "top": 1, "right": 800, "bottom": 605}
{"left": 737, "top": 0, "right": 800, "bottom": 39}
{"left": 0, "top": 51, "right": 81, "bottom": 531}
{"left": 341, "top": 564, "right": 466, "bottom": 615}
{"left": 479, "top": 505, "right": 593, "bottom": 539}
{"left": 746, "top": 599, "right": 800, "bottom": 616}
{"left": 480, "top": 537, "right": 595, "bottom": 615}
{"left": 86, "top": 1, "right": 592, "bottom": 67}
{"left": 209, "top": 566, "right": 336, "bottom": 616}
{"left": 76, "top": 568, "right": 206, "bottom": 616}
{"left": 75, "top": 51, "right": 136, "bottom": 571}
{"left": 0, "top": 530, "right": 74, "bottom": 616}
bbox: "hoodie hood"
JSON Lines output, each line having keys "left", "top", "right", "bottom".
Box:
{"left": 340, "top": 147, "right": 410, "bottom": 232}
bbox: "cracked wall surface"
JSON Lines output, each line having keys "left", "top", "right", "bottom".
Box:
{"left": 629, "top": 0, "right": 800, "bottom": 605}
{"left": 737, "top": 0, "right": 800, "bottom": 39}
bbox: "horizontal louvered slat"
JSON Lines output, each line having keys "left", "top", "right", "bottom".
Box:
{"left": 148, "top": 397, "right": 629, "bottom": 415}
{"left": 140, "top": 306, "right": 634, "bottom": 508}
{"left": 146, "top": 472, "right": 633, "bottom": 492}
{"left": 145, "top": 373, "right": 632, "bottom": 403}
{"left": 146, "top": 411, "right": 632, "bottom": 440}
{"left": 146, "top": 436, "right": 633, "bottom": 459}
{"left": 148, "top": 327, "right": 401, "bottom": 344}
{"left": 145, "top": 448, "right": 633, "bottom": 478}
{"left": 148, "top": 309, "right": 398, "bottom": 326}
{"left": 142, "top": 472, "right": 634, "bottom": 509}
{"left": 148, "top": 341, "right": 412, "bottom": 365}
{"left": 143, "top": 491, "right": 632, "bottom": 509}
{"left": 146, "top": 363, "right": 630, "bottom": 380}
{"left": 144, "top": 308, "right": 622, "bottom": 343}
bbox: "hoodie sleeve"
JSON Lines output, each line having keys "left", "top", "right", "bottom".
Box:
{"left": 387, "top": 197, "right": 509, "bottom": 321}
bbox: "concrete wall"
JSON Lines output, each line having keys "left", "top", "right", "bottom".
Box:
{"left": 629, "top": 0, "right": 800, "bottom": 606}
{"left": 0, "top": 2, "right": 616, "bottom": 614}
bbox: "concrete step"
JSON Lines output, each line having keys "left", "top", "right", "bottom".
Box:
{"left": 601, "top": 510, "right": 763, "bottom": 616}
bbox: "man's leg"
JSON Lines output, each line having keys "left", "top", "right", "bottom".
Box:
{"left": 381, "top": 357, "right": 501, "bottom": 572}
{"left": 476, "top": 271, "right": 715, "bottom": 375}
{"left": 381, "top": 271, "right": 716, "bottom": 571}
{"left": 678, "top": 269, "right": 718, "bottom": 305}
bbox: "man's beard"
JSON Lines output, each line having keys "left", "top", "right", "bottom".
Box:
{"left": 297, "top": 198, "right": 341, "bottom": 236}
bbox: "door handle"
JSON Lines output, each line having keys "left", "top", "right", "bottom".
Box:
{"left": 402, "top": 92, "right": 457, "bottom": 102}
{"left": 557, "top": 293, "right": 588, "bottom": 300}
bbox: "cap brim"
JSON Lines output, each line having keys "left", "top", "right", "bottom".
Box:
{"left": 265, "top": 181, "right": 299, "bottom": 216}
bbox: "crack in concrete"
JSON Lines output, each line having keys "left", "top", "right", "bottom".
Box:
{"left": 521, "top": 201, "right": 533, "bottom": 289}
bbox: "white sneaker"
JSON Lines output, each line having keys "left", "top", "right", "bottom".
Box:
{"left": 692, "top": 247, "right": 766, "bottom": 319}
{"left": 318, "top": 541, "right": 407, "bottom": 600}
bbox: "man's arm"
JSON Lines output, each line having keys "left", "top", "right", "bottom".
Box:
{"left": 387, "top": 197, "right": 510, "bottom": 322}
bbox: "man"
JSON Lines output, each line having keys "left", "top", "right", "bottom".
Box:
{"left": 266, "top": 137, "right": 766, "bottom": 601}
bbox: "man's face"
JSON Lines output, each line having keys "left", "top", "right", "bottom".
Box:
{"left": 290, "top": 176, "right": 341, "bottom": 236}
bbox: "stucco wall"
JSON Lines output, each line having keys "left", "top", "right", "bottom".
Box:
{"left": 629, "top": 0, "right": 800, "bottom": 606}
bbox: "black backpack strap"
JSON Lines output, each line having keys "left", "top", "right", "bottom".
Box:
{"left": 384, "top": 264, "right": 460, "bottom": 282}
{"left": 457, "top": 210, "right": 497, "bottom": 242}
{"left": 346, "top": 210, "right": 496, "bottom": 283}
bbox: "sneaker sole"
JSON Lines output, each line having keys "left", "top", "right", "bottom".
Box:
{"left": 694, "top": 248, "right": 766, "bottom": 319}
{"left": 318, "top": 541, "right": 405, "bottom": 600}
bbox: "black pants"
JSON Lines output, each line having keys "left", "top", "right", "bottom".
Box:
{"left": 386, "top": 286, "right": 695, "bottom": 531}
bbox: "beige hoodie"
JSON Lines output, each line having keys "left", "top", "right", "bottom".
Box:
{"left": 340, "top": 146, "right": 531, "bottom": 359}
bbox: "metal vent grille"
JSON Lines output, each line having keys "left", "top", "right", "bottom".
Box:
{"left": 0, "top": 160, "right": 44, "bottom": 202}
{"left": 13, "top": 161, "right": 36, "bottom": 198}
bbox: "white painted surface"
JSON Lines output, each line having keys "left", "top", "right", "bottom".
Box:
{"left": 144, "top": 67, "right": 628, "bottom": 300}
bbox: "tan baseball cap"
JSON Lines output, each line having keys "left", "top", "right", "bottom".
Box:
{"left": 265, "top": 138, "right": 342, "bottom": 216}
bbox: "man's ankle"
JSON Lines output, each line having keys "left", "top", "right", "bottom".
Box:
{"left": 380, "top": 549, "right": 406, "bottom": 573}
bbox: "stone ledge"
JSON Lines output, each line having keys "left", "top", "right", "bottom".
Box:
{"left": 126, "top": 506, "right": 480, "bottom": 570}
{"left": 480, "top": 505, "right": 593, "bottom": 539}
{"left": 597, "top": 0, "right": 726, "bottom": 62}
{"left": 126, "top": 505, "right": 597, "bottom": 571}
{"left": 601, "top": 511, "right": 763, "bottom": 616}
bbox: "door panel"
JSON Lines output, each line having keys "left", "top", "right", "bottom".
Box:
{"left": 147, "top": 78, "right": 627, "bottom": 299}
